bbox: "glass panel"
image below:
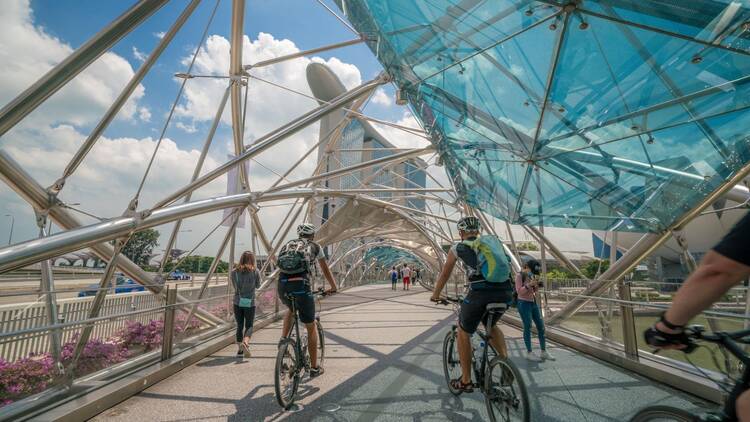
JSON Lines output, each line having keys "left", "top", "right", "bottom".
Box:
{"left": 582, "top": 0, "right": 750, "bottom": 53}
{"left": 340, "top": 0, "right": 750, "bottom": 232}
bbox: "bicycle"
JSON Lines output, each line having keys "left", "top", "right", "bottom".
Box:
{"left": 274, "top": 287, "right": 328, "bottom": 410}
{"left": 630, "top": 326, "right": 750, "bottom": 421}
{"left": 438, "top": 296, "right": 530, "bottom": 422}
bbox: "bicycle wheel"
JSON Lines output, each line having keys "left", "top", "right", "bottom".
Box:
{"left": 485, "top": 357, "right": 530, "bottom": 422}
{"left": 629, "top": 406, "right": 698, "bottom": 422}
{"left": 315, "top": 319, "right": 325, "bottom": 369}
{"left": 442, "top": 329, "right": 463, "bottom": 395}
{"left": 274, "top": 338, "right": 301, "bottom": 409}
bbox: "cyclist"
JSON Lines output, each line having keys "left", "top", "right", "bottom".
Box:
{"left": 644, "top": 212, "right": 750, "bottom": 421}
{"left": 277, "top": 223, "right": 338, "bottom": 378}
{"left": 430, "top": 216, "right": 514, "bottom": 392}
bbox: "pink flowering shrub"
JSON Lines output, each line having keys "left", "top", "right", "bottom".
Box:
{"left": 60, "top": 334, "right": 129, "bottom": 375}
{"left": 175, "top": 313, "right": 202, "bottom": 332}
{"left": 1, "top": 314, "right": 208, "bottom": 408}
{"left": 0, "top": 354, "right": 54, "bottom": 406}
{"left": 115, "top": 320, "right": 164, "bottom": 351}
{"left": 209, "top": 303, "right": 231, "bottom": 319}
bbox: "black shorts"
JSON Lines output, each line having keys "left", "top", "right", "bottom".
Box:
{"left": 713, "top": 212, "right": 750, "bottom": 267}
{"left": 278, "top": 277, "right": 315, "bottom": 324}
{"left": 459, "top": 286, "right": 513, "bottom": 335}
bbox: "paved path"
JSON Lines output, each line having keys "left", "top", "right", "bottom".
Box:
{"left": 93, "top": 284, "right": 711, "bottom": 421}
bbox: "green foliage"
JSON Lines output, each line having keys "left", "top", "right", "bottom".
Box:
{"left": 121, "top": 229, "right": 159, "bottom": 268}
{"left": 165, "top": 256, "right": 229, "bottom": 273}
{"left": 546, "top": 268, "right": 576, "bottom": 279}
{"left": 515, "top": 241, "right": 538, "bottom": 251}
{"left": 581, "top": 259, "right": 609, "bottom": 279}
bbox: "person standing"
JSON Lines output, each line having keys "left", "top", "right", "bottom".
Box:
{"left": 233, "top": 251, "right": 260, "bottom": 358}
{"left": 390, "top": 266, "right": 398, "bottom": 290}
{"left": 516, "top": 259, "right": 554, "bottom": 361}
{"left": 402, "top": 264, "right": 411, "bottom": 290}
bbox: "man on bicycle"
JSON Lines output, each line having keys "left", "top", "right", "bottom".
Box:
{"left": 277, "top": 223, "right": 338, "bottom": 377}
{"left": 430, "top": 216, "right": 514, "bottom": 392}
{"left": 644, "top": 212, "right": 750, "bottom": 420}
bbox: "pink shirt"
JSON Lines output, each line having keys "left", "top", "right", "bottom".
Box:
{"left": 515, "top": 273, "right": 537, "bottom": 302}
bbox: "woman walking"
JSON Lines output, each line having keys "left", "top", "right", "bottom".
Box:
{"left": 233, "top": 251, "right": 260, "bottom": 358}
{"left": 515, "top": 259, "right": 554, "bottom": 362}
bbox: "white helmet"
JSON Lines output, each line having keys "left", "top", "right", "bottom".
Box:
{"left": 297, "top": 223, "right": 316, "bottom": 237}
{"left": 457, "top": 216, "right": 481, "bottom": 232}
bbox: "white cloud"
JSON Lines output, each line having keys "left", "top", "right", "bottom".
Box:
{"left": 0, "top": 0, "right": 145, "bottom": 128}
{"left": 176, "top": 121, "right": 197, "bottom": 133}
{"left": 371, "top": 88, "right": 392, "bottom": 106}
{"left": 138, "top": 106, "right": 151, "bottom": 122}
{"left": 173, "top": 32, "right": 363, "bottom": 184}
{"left": 154, "top": 31, "right": 166, "bottom": 39}
{"left": 0, "top": 6, "right": 370, "bottom": 256}
{"left": 132, "top": 46, "right": 147, "bottom": 63}
{"left": 370, "top": 111, "right": 430, "bottom": 150}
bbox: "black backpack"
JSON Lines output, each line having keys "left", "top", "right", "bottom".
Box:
{"left": 277, "top": 239, "right": 311, "bottom": 275}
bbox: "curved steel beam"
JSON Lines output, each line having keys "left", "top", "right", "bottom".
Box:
{"left": 0, "top": 189, "right": 447, "bottom": 273}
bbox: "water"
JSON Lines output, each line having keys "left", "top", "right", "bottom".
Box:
{"left": 559, "top": 313, "right": 744, "bottom": 374}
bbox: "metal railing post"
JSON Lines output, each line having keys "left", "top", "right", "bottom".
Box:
{"left": 161, "top": 287, "right": 178, "bottom": 361}
{"left": 618, "top": 280, "right": 638, "bottom": 359}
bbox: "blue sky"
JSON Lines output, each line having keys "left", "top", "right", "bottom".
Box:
{"left": 29, "top": 0, "right": 395, "bottom": 150}
{"left": 0, "top": 0, "right": 593, "bottom": 256}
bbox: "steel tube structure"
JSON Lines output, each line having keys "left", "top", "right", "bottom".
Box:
{"left": 160, "top": 85, "right": 232, "bottom": 273}
{"left": 264, "top": 147, "right": 434, "bottom": 194}
{"left": 57, "top": 0, "right": 202, "bottom": 187}
{"left": 152, "top": 77, "right": 384, "bottom": 209}
{"left": 0, "top": 0, "right": 169, "bottom": 138}
{"left": 245, "top": 37, "right": 365, "bottom": 69}
{"left": 549, "top": 159, "right": 750, "bottom": 324}
{"left": 229, "top": 0, "right": 249, "bottom": 190}
{"left": 0, "top": 188, "right": 452, "bottom": 273}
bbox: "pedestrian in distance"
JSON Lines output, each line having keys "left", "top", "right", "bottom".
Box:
{"left": 390, "top": 266, "right": 398, "bottom": 290}
{"left": 516, "top": 259, "right": 554, "bottom": 362}
{"left": 402, "top": 264, "right": 411, "bottom": 290}
{"left": 233, "top": 251, "right": 261, "bottom": 358}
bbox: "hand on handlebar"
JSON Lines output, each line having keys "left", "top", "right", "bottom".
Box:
{"left": 643, "top": 325, "right": 697, "bottom": 353}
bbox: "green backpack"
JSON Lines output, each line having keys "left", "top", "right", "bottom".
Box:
{"left": 462, "top": 235, "right": 511, "bottom": 284}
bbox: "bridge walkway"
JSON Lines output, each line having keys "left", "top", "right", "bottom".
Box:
{"left": 93, "top": 284, "right": 710, "bottom": 421}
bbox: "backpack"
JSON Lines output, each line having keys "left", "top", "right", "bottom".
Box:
{"left": 461, "top": 235, "right": 511, "bottom": 284}
{"left": 277, "top": 239, "right": 312, "bottom": 275}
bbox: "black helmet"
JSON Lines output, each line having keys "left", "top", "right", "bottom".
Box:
{"left": 457, "top": 216, "right": 481, "bottom": 232}
{"left": 526, "top": 259, "right": 541, "bottom": 276}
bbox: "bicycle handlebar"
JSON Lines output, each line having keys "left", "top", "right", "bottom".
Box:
{"left": 434, "top": 296, "right": 462, "bottom": 305}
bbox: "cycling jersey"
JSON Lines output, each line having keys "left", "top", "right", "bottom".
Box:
{"left": 713, "top": 211, "right": 750, "bottom": 267}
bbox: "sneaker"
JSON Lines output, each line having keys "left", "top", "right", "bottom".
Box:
{"left": 540, "top": 351, "right": 555, "bottom": 361}
{"left": 525, "top": 351, "right": 542, "bottom": 362}
{"left": 310, "top": 366, "right": 325, "bottom": 378}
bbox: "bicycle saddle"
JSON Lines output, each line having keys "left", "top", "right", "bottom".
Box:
{"left": 486, "top": 303, "right": 507, "bottom": 312}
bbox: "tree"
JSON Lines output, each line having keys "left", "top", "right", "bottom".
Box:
{"left": 165, "top": 255, "right": 228, "bottom": 273}
{"left": 581, "top": 259, "right": 609, "bottom": 279}
{"left": 121, "top": 229, "right": 160, "bottom": 268}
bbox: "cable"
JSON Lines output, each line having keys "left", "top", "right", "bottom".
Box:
{"left": 132, "top": 0, "right": 221, "bottom": 203}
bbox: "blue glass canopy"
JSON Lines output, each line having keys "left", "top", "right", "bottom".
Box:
{"left": 365, "top": 246, "right": 424, "bottom": 268}
{"left": 338, "top": 0, "right": 750, "bottom": 232}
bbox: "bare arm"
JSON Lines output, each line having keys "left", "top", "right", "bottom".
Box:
{"left": 318, "top": 258, "right": 337, "bottom": 292}
{"left": 430, "top": 252, "right": 457, "bottom": 301}
{"left": 660, "top": 251, "right": 750, "bottom": 330}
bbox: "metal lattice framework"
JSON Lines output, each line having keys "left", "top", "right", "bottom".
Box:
{"left": 1, "top": 1, "right": 750, "bottom": 415}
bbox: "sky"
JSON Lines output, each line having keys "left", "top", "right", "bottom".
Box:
{"left": 0, "top": 0, "right": 593, "bottom": 262}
